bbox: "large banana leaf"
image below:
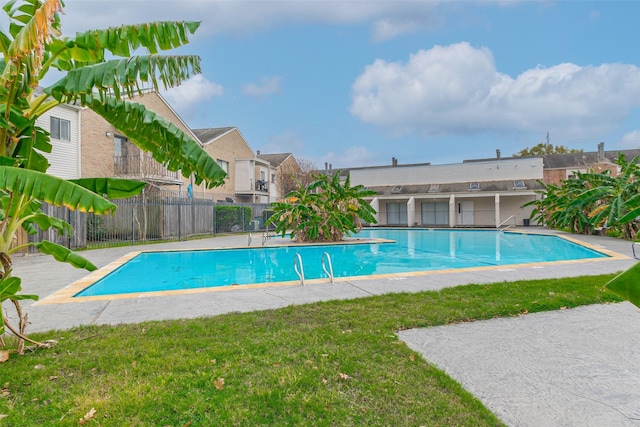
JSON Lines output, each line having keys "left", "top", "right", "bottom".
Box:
{"left": 605, "top": 262, "right": 640, "bottom": 308}
{"left": 32, "top": 240, "right": 97, "bottom": 271}
{"left": 46, "top": 55, "right": 201, "bottom": 101}
{"left": 49, "top": 21, "right": 200, "bottom": 71}
{"left": 0, "top": 166, "right": 117, "bottom": 214}
{"left": 76, "top": 96, "right": 225, "bottom": 188}
{"left": 70, "top": 177, "right": 146, "bottom": 199}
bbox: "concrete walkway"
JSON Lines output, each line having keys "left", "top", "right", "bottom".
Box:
{"left": 6, "top": 228, "right": 640, "bottom": 426}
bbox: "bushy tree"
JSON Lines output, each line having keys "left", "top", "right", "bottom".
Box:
{"left": 526, "top": 154, "right": 640, "bottom": 308}
{"left": 0, "top": 0, "right": 225, "bottom": 355}
{"left": 512, "top": 143, "right": 582, "bottom": 157}
{"left": 269, "top": 171, "right": 377, "bottom": 243}
{"left": 528, "top": 154, "right": 640, "bottom": 239}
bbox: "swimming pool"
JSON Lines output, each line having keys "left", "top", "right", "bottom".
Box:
{"left": 74, "top": 229, "right": 609, "bottom": 297}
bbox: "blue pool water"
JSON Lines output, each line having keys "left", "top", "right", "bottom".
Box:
{"left": 75, "top": 229, "right": 608, "bottom": 297}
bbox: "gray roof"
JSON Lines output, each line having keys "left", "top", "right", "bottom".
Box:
{"left": 192, "top": 127, "right": 235, "bottom": 144}
{"left": 367, "top": 179, "right": 544, "bottom": 197}
{"left": 542, "top": 149, "right": 640, "bottom": 169}
{"left": 257, "top": 153, "right": 293, "bottom": 168}
{"left": 465, "top": 148, "right": 640, "bottom": 169}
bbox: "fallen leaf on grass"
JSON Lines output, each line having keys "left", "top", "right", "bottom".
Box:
{"left": 78, "top": 407, "right": 96, "bottom": 425}
{"left": 338, "top": 373, "right": 350, "bottom": 380}
{"left": 213, "top": 377, "right": 225, "bottom": 390}
{"left": 0, "top": 351, "right": 9, "bottom": 363}
{"left": 0, "top": 414, "right": 8, "bottom": 419}
{"left": 409, "top": 354, "right": 415, "bottom": 362}
{"left": 131, "top": 361, "right": 137, "bottom": 368}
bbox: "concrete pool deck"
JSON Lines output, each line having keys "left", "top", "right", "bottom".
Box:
{"left": 7, "top": 227, "right": 640, "bottom": 426}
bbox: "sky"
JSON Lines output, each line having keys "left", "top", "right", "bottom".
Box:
{"left": 49, "top": 1, "right": 640, "bottom": 168}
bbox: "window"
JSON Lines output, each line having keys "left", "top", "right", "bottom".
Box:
{"left": 114, "top": 136, "right": 128, "bottom": 157}
{"left": 50, "top": 117, "right": 70, "bottom": 141}
{"left": 261, "top": 171, "right": 266, "bottom": 181}
{"left": 469, "top": 182, "right": 480, "bottom": 190}
{"left": 513, "top": 180, "right": 526, "bottom": 189}
{"left": 271, "top": 173, "right": 276, "bottom": 184}
{"left": 217, "top": 159, "right": 229, "bottom": 173}
{"left": 428, "top": 184, "right": 439, "bottom": 193}
{"left": 386, "top": 203, "right": 408, "bottom": 225}
{"left": 421, "top": 202, "right": 449, "bottom": 225}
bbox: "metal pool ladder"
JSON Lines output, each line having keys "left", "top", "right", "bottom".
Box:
{"left": 498, "top": 215, "right": 515, "bottom": 231}
{"left": 322, "top": 252, "right": 335, "bottom": 284}
{"left": 294, "top": 253, "right": 305, "bottom": 286}
{"left": 294, "top": 252, "right": 335, "bottom": 286}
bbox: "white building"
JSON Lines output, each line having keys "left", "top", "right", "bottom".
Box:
{"left": 347, "top": 157, "right": 544, "bottom": 228}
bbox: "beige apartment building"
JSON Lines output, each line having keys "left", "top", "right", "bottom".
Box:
{"left": 79, "top": 91, "right": 289, "bottom": 203}
{"left": 81, "top": 90, "right": 190, "bottom": 194}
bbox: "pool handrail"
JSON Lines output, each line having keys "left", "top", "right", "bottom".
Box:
{"left": 294, "top": 253, "right": 305, "bottom": 286}
{"left": 322, "top": 252, "right": 335, "bottom": 284}
{"left": 498, "top": 215, "right": 516, "bottom": 231}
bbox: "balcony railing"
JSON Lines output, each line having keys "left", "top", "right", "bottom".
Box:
{"left": 114, "top": 155, "right": 180, "bottom": 182}
{"left": 255, "top": 179, "right": 269, "bottom": 192}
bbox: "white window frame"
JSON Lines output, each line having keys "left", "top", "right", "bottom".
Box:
{"left": 217, "top": 159, "right": 229, "bottom": 173}
{"left": 50, "top": 116, "right": 71, "bottom": 141}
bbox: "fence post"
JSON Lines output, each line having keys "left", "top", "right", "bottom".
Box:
{"left": 131, "top": 198, "right": 135, "bottom": 246}
{"left": 242, "top": 203, "right": 245, "bottom": 232}
{"left": 213, "top": 202, "right": 216, "bottom": 236}
{"left": 178, "top": 197, "right": 182, "bottom": 241}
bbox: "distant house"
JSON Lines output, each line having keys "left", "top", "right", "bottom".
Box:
{"left": 256, "top": 152, "right": 300, "bottom": 200}
{"left": 193, "top": 127, "right": 276, "bottom": 203}
{"left": 540, "top": 142, "right": 640, "bottom": 185}
{"left": 345, "top": 157, "right": 544, "bottom": 228}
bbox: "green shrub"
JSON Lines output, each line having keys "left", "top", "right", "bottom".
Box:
{"left": 216, "top": 205, "right": 252, "bottom": 232}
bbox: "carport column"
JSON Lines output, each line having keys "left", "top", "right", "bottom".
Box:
{"left": 370, "top": 197, "right": 380, "bottom": 224}
{"left": 495, "top": 193, "right": 501, "bottom": 228}
{"left": 449, "top": 194, "right": 456, "bottom": 228}
{"left": 407, "top": 196, "right": 415, "bottom": 227}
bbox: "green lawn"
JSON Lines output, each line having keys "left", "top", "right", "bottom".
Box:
{"left": 1, "top": 274, "right": 622, "bottom": 426}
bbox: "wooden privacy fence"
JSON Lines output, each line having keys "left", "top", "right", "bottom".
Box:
{"left": 19, "top": 196, "right": 275, "bottom": 251}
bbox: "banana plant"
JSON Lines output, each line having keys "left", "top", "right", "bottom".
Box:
{"left": 269, "top": 171, "right": 377, "bottom": 243}
{"left": 0, "top": 0, "right": 226, "bottom": 353}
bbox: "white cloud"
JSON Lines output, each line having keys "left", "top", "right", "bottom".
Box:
{"left": 61, "top": 0, "right": 445, "bottom": 41}
{"left": 242, "top": 76, "right": 283, "bottom": 98}
{"left": 620, "top": 130, "right": 640, "bottom": 148}
{"left": 350, "top": 42, "right": 640, "bottom": 139}
{"left": 162, "top": 75, "right": 223, "bottom": 118}
{"left": 263, "top": 130, "right": 305, "bottom": 153}
{"left": 321, "top": 146, "right": 376, "bottom": 168}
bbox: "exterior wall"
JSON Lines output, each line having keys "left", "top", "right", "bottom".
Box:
{"left": 543, "top": 169, "right": 566, "bottom": 186}
{"left": 498, "top": 195, "right": 536, "bottom": 226}
{"left": 544, "top": 164, "right": 619, "bottom": 185}
{"left": 80, "top": 107, "right": 116, "bottom": 178}
{"left": 351, "top": 158, "right": 543, "bottom": 187}
{"left": 39, "top": 104, "right": 81, "bottom": 179}
{"left": 234, "top": 159, "right": 252, "bottom": 192}
{"left": 193, "top": 129, "right": 254, "bottom": 201}
{"left": 374, "top": 192, "right": 537, "bottom": 228}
